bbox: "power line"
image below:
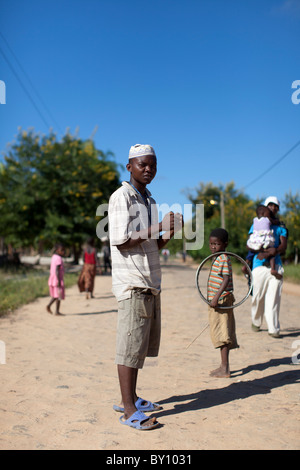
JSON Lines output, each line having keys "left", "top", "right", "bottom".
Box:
{"left": 0, "top": 44, "right": 51, "bottom": 130}
{"left": 0, "top": 32, "right": 63, "bottom": 133}
{"left": 243, "top": 138, "right": 300, "bottom": 190}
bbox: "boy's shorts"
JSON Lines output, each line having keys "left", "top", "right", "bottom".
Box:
{"left": 115, "top": 288, "right": 161, "bottom": 369}
{"left": 208, "top": 293, "right": 239, "bottom": 350}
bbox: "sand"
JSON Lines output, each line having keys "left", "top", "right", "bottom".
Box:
{"left": 0, "top": 260, "right": 299, "bottom": 450}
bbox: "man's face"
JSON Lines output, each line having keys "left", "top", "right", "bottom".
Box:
{"left": 267, "top": 203, "right": 279, "bottom": 216}
{"left": 127, "top": 155, "right": 157, "bottom": 186}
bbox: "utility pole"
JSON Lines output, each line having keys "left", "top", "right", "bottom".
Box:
{"left": 220, "top": 191, "right": 225, "bottom": 229}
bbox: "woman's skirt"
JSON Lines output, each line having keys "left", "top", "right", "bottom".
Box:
{"left": 78, "top": 263, "right": 96, "bottom": 293}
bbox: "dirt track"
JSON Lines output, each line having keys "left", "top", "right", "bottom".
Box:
{"left": 0, "top": 261, "right": 299, "bottom": 450}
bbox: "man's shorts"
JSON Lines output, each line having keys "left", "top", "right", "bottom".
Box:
{"left": 115, "top": 288, "right": 161, "bottom": 369}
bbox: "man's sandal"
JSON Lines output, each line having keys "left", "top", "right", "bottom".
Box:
{"left": 119, "top": 410, "right": 159, "bottom": 430}
{"left": 113, "top": 397, "right": 162, "bottom": 413}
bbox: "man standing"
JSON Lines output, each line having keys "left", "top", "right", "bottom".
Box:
{"left": 108, "top": 144, "right": 183, "bottom": 430}
{"left": 250, "top": 196, "right": 288, "bottom": 338}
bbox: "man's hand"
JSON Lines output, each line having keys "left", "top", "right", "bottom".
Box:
{"left": 174, "top": 213, "right": 184, "bottom": 233}
{"left": 161, "top": 212, "right": 184, "bottom": 233}
{"left": 257, "top": 247, "right": 276, "bottom": 260}
{"left": 161, "top": 212, "right": 175, "bottom": 232}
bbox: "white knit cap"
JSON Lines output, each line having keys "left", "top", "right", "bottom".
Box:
{"left": 129, "top": 144, "right": 156, "bottom": 159}
{"left": 264, "top": 196, "right": 280, "bottom": 208}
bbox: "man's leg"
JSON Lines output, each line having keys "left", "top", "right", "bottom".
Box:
{"left": 264, "top": 274, "right": 282, "bottom": 335}
{"left": 251, "top": 267, "right": 268, "bottom": 329}
{"left": 117, "top": 365, "right": 138, "bottom": 419}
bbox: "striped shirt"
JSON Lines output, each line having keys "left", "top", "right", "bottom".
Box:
{"left": 207, "top": 253, "right": 233, "bottom": 301}
{"left": 108, "top": 182, "right": 161, "bottom": 301}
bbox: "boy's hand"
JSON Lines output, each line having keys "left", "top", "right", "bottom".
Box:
{"left": 210, "top": 296, "right": 219, "bottom": 309}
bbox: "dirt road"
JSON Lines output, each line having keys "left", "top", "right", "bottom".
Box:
{"left": 0, "top": 261, "right": 299, "bottom": 450}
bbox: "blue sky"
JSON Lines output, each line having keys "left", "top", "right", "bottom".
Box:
{"left": 1, "top": 0, "right": 300, "bottom": 217}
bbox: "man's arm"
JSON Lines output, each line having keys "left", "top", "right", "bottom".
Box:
{"left": 257, "top": 235, "right": 287, "bottom": 260}
{"left": 117, "top": 212, "right": 183, "bottom": 251}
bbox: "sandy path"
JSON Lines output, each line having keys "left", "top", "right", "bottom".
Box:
{"left": 0, "top": 261, "right": 299, "bottom": 450}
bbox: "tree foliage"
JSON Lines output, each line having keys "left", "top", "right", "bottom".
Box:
{"left": 0, "top": 129, "right": 121, "bottom": 254}
{"left": 185, "top": 181, "right": 299, "bottom": 263}
{"left": 283, "top": 191, "right": 300, "bottom": 263}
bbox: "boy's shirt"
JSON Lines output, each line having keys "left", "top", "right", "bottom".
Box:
{"left": 207, "top": 253, "right": 233, "bottom": 301}
{"left": 108, "top": 181, "right": 161, "bottom": 301}
{"left": 248, "top": 224, "right": 287, "bottom": 270}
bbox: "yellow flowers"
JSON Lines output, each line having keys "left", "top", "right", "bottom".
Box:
{"left": 92, "top": 191, "right": 103, "bottom": 198}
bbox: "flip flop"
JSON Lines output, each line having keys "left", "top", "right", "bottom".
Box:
{"left": 113, "top": 397, "right": 162, "bottom": 413}
{"left": 135, "top": 397, "right": 162, "bottom": 412}
{"left": 119, "top": 410, "right": 159, "bottom": 430}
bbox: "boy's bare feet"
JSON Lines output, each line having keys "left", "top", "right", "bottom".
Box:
{"left": 271, "top": 269, "right": 283, "bottom": 280}
{"left": 46, "top": 306, "right": 52, "bottom": 314}
{"left": 210, "top": 366, "right": 230, "bottom": 378}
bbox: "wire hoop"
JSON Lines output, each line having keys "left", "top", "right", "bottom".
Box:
{"left": 195, "top": 251, "right": 253, "bottom": 309}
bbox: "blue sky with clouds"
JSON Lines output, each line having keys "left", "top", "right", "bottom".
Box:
{"left": 1, "top": 0, "right": 300, "bottom": 216}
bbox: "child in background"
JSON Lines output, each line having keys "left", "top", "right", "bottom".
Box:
{"left": 47, "top": 244, "right": 65, "bottom": 316}
{"left": 207, "top": 228, "right": 238, "bottom": 378}
{"left": 247, "top": 204, "right": 281, "bottom": 279}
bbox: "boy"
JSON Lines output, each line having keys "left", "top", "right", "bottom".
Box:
{"left": 207, "top": 228, "right": 238, "bottom": 378}
{"left": 108, "top": 144, "right": 183, "bottom": 430}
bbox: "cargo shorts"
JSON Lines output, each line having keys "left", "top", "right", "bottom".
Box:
{"left": 115, "top": 288, "right": 161, "bottom": 369}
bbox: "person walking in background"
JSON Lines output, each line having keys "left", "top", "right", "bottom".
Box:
{"left": 78, "top": 237, "right": 99, "bottom": 299}
{"left": 47, "top": 243, "right": 65, "bottom": 316}
{"left": 102, "top": 239, "right": 111, "bottom": 274}
{"left": 247, "top": 204, "right": 280, "bottom": 279}
{"left": 249, "top": 196, "right": 288, "bottom": 338}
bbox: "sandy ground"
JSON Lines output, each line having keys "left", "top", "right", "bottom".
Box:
{"left": 0, "top": 260, "right": 299, "bottom": 451}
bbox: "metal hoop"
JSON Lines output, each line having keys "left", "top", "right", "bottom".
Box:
{"left": 195, "top": 251, "right": 253, "bottom": 309}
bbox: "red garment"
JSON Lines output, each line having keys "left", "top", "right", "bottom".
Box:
{"left": 84, "top": 250, "right": 96, "bottom": 264}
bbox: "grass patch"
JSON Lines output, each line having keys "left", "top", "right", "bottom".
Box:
{"left": 0, "top": 270, "right": 78, "bottom": 317}
{"left": 283, "top": 264, "right": 300, "bottom": 284}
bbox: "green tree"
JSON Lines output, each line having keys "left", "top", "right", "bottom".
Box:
{"left": 0, "top": 128, "right": 121, "bottom": 258}
{"left": 283, "top": 191, "right": 300, "bottom": 264}
{"left": 186, "top": 181, "right": 257, "bottom": 259}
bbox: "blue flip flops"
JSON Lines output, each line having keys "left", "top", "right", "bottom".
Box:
{"left": 113, "top": 397, "right": 162, "bottom": 413}
{"left": 119, "top": 410, "right": 159, "bottom": 430}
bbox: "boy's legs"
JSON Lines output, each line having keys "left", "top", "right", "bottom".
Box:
{"left": 210, "top": 345, "right": 230, "bottom": 378}
{"left": 209, "top": 294, "right": 237, "bottom": 378}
